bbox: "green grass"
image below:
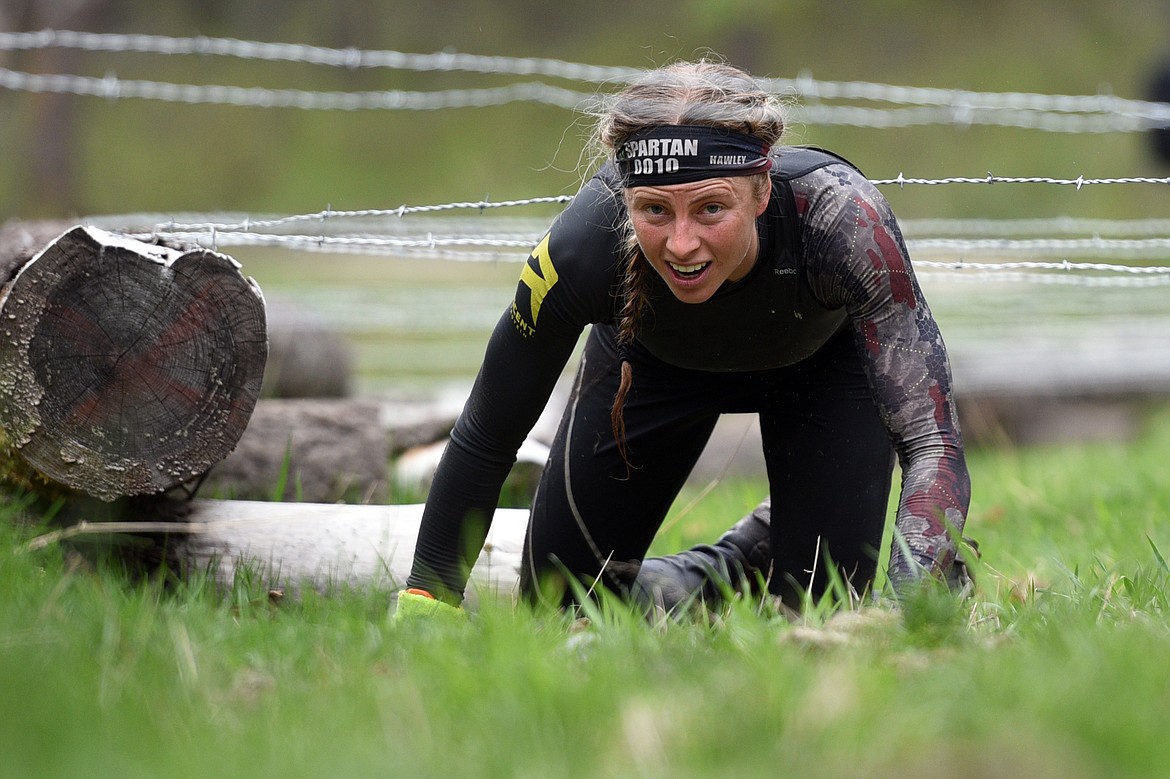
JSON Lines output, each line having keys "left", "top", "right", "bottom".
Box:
{"left": 3, "top": 408, "right": 1170, "bottom": 778}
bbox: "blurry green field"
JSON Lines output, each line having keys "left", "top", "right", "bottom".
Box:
{"left": 3, "top": 407, "right": 1170, "bottom": 779}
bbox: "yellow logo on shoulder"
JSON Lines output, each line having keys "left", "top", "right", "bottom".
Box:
{"left": 512, "top": 232, "right": 558, "bottom": 336}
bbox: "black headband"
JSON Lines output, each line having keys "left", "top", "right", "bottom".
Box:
{"left": 615, "top": 124, "right": 773, "bottom": 187}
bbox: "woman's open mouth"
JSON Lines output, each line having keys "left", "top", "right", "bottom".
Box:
{"left": 668, "top": 261, "right": 711, "bottom": 279}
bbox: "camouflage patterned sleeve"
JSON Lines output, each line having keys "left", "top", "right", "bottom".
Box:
{"left": 794, "top": 165, "right": 971, "bottom": 588}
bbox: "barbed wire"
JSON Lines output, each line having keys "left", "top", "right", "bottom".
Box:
{"left": 121, "top": 227, "right": 1170, "bottom": 285}
{"left": 795, "top": 104, "right": 1164, "bottom": 133}
{"left": 774, "top": 70, "right": 1161, "bottom": 116}
{"left": 913, "top": 259, "right": 1170, "bottom": 274}
{"left": 87, "top": 177, "right": 1170, "bottom": 280}
{"left": 9, "top": 30, "right": 1170, "bottom": 285}
{"left": 4, "top": 30, "right": 1170, "bottom": 131}
{"left": 116, "top": 173, "right": 1170, "bottom": 237}
{"left": 915, "top": 271, "right": 1170, "bottom": 288}
{"left": 872, "top": 173, "right": 1170, "bottom": 188}
{"left": 0, "top": 29, "right": 643, "bottom": 82}
{"left": 134, "top": 227, "right": 1170, "bottom": 268}
{"left": 136, "top": 231, "right": 539, "bottom": 253}
{"left": 100, "top": 210, "right": 1170, "bottom": 240}
{"left": 0, "top": 29, "right": 1156, "bottom": 113}
{"left": 0, "top": 67, "right": 597, "bottom": 111}
{"left": 0, "top": 64, "right": 1162, "bottom": 131}
{"left": 899, "top": 217, "right": 1170, "bottom": 237}
{"left": 133, "top": 198, "right": 575, "bottom": 233}
{"left": 911, "top": 238, "right": 1170, "bottom": 260}
{"left": 105, "top": 211, "right": 1170, "bottom": 285}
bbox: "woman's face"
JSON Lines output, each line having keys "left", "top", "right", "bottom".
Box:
{"left": 625, "top": 175, "right": 769, "bottom": 305}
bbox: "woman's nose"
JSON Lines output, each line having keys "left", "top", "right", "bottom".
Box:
{"left": 666, "top": 217, "right": 701, "bottom": 258}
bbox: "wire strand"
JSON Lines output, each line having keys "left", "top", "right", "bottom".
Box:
{"left": 4, "top": 30, "right": 1170, "bottom": 131}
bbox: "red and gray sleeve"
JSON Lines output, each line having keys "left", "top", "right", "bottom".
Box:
{"left": 797, "top": 165, "right": 972, "bottom": 587}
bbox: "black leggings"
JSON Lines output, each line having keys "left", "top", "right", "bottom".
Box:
{"left": 519, "top": 323, "right": 895, "bottom": 606}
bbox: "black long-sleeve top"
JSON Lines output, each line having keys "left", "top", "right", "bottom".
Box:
{"left": 406, "top": 148, "right": 971, "bottom": 602}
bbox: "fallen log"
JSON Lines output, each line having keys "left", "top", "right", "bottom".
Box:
{"left": 0, "top": 225, "right": 267, "bottom": 501}
{"left": 25, "top": 498, "right": 528, "bottom": 602}
{"left": 181, "top": 499, "right": 526, "bottom": 601}
{"left": 200, "top": 398, "right": 391, "bottom": 503}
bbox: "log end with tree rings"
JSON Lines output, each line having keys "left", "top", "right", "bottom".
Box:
{"left": 0, "top": 225, "right": 268, "bottom": 501}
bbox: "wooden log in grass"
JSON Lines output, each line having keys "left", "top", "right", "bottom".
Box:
{"left": 181, "top": 499, "right": 526, "bottom": 598}
{"left": 24, "top": 498, "right": 527, "bottom": 600}
{"left": 0, "top": 226, "right": 267, "bottom": 501}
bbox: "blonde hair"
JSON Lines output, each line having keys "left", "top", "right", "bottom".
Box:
{"left": 593, "top": 61, "right": 788, "bottom": 460}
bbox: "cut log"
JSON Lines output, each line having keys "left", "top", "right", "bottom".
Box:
{"left": 3, "top": 222, "right": 347, "bottom": 402}
{"left": 0, "top": 225, "right": 267, "bottom": 501}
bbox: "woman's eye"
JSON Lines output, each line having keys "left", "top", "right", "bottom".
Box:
{"left": 702, "top": 203, "right": 725, "bottom": 215}
{"left": 643, "top": 204, "right": 667, "bottom": 216}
